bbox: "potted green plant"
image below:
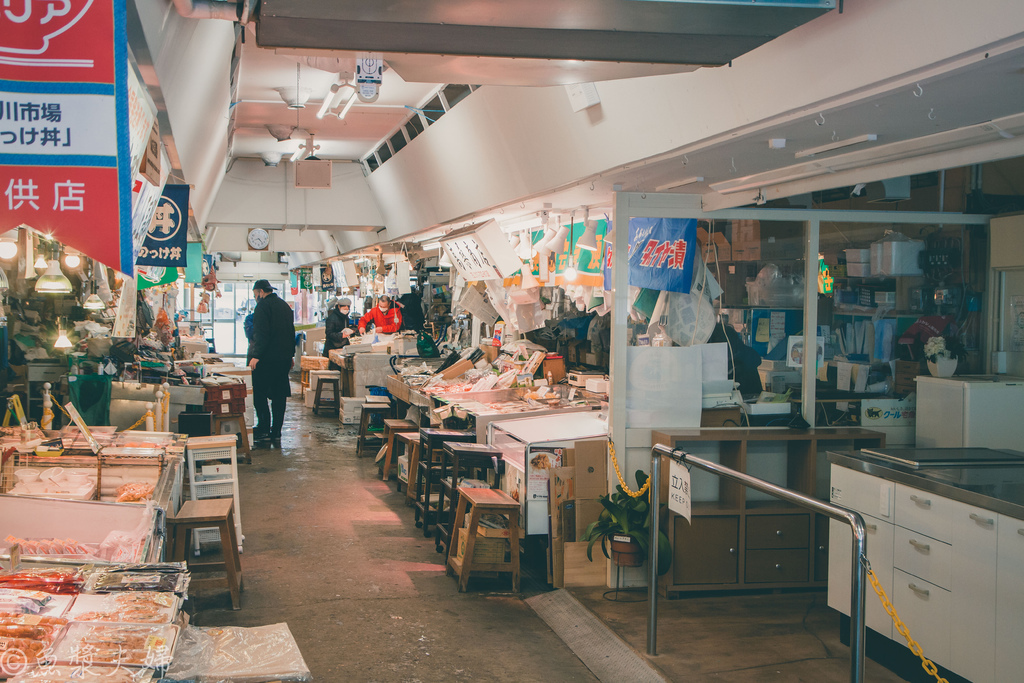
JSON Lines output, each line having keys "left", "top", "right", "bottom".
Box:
{"left": 581, "top": 470, "right": 672, "bottom": 575}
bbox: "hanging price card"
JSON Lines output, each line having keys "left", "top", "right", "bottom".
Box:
{"left": 668, "top": 458, "right": 691, "bottom": 523}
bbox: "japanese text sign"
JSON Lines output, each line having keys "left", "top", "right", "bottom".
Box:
{"left": 136, "top": 184, "right": 188, "bottom": 267}
{"left": 668, "top": 458, "right": 691, "bottom": 523}
{"left": 441, "top": 219, "right": 522, "bottom": 282}
{"left": 627, "top": 217, "right": 697, "bottom": 293}
{"left": 0, "top": 0, "right": 134, "bottom": 275}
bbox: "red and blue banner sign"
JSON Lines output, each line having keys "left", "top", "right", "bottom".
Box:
{"left": 0, "top": 0, "right": 134, "bottom": 275}
{"left": 627, "top": 217, "right": 697, "bottom": 293}
{"left": 136, "top": 184, "right": 188, "bottom": 267}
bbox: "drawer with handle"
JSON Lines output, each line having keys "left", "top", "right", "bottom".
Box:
{"left": 745, "top": 548, "right": 809, "bottom": 583}
{"left": 893, "top": 525, "right": 951, "bottom": 589}
{"left": 746, "top": 514, "right": 810, "bottom": 550}
{"left": 892, "top": 569, "right": 951, "bottom": 669}
{"left": 895, "top": 483, "right": 952, "bottom": 542}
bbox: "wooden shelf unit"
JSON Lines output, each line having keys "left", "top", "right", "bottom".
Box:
{"left": 652, "top": 427, "right": 885, "bottom": 596}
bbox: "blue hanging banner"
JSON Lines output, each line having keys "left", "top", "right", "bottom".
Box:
{"left": 320, "top": 264, "right": 335, "bottom": 290}
{"left": 136, "top": 184, "right": 189, "bottom": 267}
{"left": 627, "top": 217, "right": 698, "bottom": 293}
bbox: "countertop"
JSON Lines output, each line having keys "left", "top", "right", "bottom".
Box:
{"left": 828, "top": 449, "right": 1024, "bottom": 520}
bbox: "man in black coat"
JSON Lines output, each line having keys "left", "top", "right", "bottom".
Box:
{"left": 397, "top": 291, "right": 425, "bottom": 331}
{"left": 323, "top": 297, "right": 354, "bottom": 368}
{"left": 248, "top": 279, "right": 295, "bottom": 444}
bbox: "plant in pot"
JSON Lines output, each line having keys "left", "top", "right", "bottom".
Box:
{"left": 581, "top": 470, "right": 672, "bottom": 575}
{"left": 924, "top": 334, "right": 964, "bottom": 377}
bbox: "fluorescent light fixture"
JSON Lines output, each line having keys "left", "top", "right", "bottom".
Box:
{"left": 795, "top": 133, "right": 877, "bottom": 159}
{"left": 317, "top": 82, "right": 353, "bottom": 119}
{"left": 35, "top": 260, "right": 73, "bottom": 294}
{"left": 421, "top": 241, "right": 441, "bottom": 250}
{"left": 290, "top": 146, "right": 305, "bottom": 163}
{"left": 337, "top": 93, "right": 357, "bottom": 120}
{"left": 654, "top": 176, "right": 704, "bottom": 192}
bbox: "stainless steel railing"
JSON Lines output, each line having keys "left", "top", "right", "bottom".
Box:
{"left": 648, "top": 443, "right": 868, "bottom": 683}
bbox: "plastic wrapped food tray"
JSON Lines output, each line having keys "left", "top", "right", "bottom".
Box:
{"left": 50, "top": 622, "right": 178, "bottom": 669}
{"left": 64, "top": 592, "right": 180, "bottom": 624}
{"left": 164, "top": 623, "right": 311, "bottom": 682}
{"left": 84, "top": 568, "right": 189, "bottom": 595}
{"left": 8, "top": 665, "right": 155, "bottom": 681}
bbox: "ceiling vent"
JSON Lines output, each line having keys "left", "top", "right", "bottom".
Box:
{"left": 295, "top": 159, "right": 333, "bottom": 189}
{"left": 866, "top": 177, "right": 911, "bottom": 203}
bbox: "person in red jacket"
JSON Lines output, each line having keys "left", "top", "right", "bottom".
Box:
{"left": 358, "top": 294, "right": 402, "bottom": 334}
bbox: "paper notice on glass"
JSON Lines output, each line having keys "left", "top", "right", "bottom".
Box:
{"left": 701, "top": 343, "right": 729, "bottom": 382}
{"left": 854, "top": 366, "right": 869, "bottom": 393}
{"left": 668, "top": 458, "right": 691, "bottom": 523}
{"left": 836, "top": 361, "right": 852, "bottom": 412}
{"left": 769, "top": 311, "right": 787, "bottom": 353}
{"left": 755, "top": 318, "right": 770, "bottom": 344}
{"left": 626, "top": 346, "right": 701, "bottom": 429}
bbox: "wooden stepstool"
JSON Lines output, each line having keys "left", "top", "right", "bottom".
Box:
{"left": 312, "top": 373, "right": 341, "bottom": 416}
{"left": 446, "top": 487, "right": 520, "bottom": 593}
{"left": 169, "top": 498, "right": 243, "bottom": 609}
{"left": 381, "top": 418, "right": 418, "bottom": 481}
{"left": 356, "top": 402, "right": 392, "bottom": 457}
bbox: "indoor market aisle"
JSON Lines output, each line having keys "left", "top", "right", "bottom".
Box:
{"left": 185, "top": 396, "right": 598, "bottom": 682}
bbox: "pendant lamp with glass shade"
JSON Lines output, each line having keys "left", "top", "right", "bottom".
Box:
{"left": 36, "top": 259, "right": 73, "bottom": 294}
{"left": 54, "top": 321, "right": 72, "bottom": 349}
{"left": 0, "top": 230, "right": 17, "bottom": 260}
{"left": 34, "top": 254, "right": 48, "bottom": 271}
{"left": 83, "top": 292, "right": 105, "bottom": 310}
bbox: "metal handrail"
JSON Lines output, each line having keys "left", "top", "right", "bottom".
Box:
{"left": 648, "top": 443, "right": 868, "bottom": 683}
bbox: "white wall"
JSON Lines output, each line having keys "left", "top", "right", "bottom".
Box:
{"left": 366, "top": 0, "right": 1024, "bottom": 238}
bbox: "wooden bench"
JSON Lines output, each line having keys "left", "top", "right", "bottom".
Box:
{"left": 169, "top": 498, "right": 243, "bottom": 609}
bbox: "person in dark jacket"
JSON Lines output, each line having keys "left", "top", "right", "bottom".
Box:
{"left": 397, "top": 291, "right": 425, "bottom": 331}
{"left": 248, "top": 279, "right": 295, "bottom": 444}
{"left": 323, "top": 297, "right": 354, "bottom": 368}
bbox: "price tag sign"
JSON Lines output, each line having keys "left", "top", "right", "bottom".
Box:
{"left": 8, "top": 543, "right": 20, "bottom": 572}
{"left": 668, "top": 458, "right": 692, "bottom": 523}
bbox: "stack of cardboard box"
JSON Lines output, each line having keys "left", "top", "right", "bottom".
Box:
{"left": 547, "top": 439, "right": 610, "bottom": 588}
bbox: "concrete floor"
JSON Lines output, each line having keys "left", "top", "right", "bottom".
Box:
{"left": 185, "top": 393, "right": 911, "bottom": 682}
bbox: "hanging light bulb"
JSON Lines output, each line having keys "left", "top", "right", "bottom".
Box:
{"left": 63, "top": 252, "right": 81, "bottom": 269}
{"left": 0, "top": 231, "right": 17, "bottom": 260}
{"left": 35, "top": 260, "right": 73, "bottom": 294}
{"left": 563, "top": 264, "right": 578, "bottom": 282}
{"left": 54, "top": 323, "right": 72, "bottom": 349}
{"left": 83, "top": 293, "right": 104, "bottom": 310}
{"left": 34, "top": 254, "right": 48, "bottom": 270}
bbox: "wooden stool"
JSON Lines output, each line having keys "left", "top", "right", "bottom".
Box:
{"left": 395, "top": 432, "right": 420, "bottom": 493}
{"left": 357, "top": 403, "right": 392, "bottom": 457}
{"left": 381, "top": 419, "right": 418, "bottom": 481}
{"left": 365, "top": 394, "right": 393, "bottom": 418}
{"left": 169, "top": 499, "right": 243, "bottom": 609}
{"left": 211, "top": 414, "right": 251, "bottom": 465}
{"left": 436, "top": 443, "right": 503, "bottom": 555}
{"left": 313, "top": 377, "right": 341, "bottom": 416}
{"left": 446, "top": 487, "right": 520, "bottom": 593}
{"left": 413, "top": 429, "right": 475, "bottom": 535}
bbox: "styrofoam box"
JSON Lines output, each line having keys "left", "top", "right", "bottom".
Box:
{"left": 847, "top": 262, "right": 871, "bottom": 277}
{"left": 341, "top": 407, "right": 363, "bottom": 425}
{"left": 859, "top": 397, "right": 915, "bottom": 445}
{"left": 872, "top": 236, "right": 925, "bottom": 276}
{"left": 845, "top": 248, "right": 871, "bottom": 263}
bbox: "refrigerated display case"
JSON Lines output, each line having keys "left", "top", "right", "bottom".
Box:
{"left": 488, "top": 412, "right": 607, "bottom": 536}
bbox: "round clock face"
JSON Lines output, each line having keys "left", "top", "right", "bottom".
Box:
{"left": 248, "top": 228, "right": 270, "bottom": 250}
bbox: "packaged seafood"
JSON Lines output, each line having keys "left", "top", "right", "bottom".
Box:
{"left": 83, "top": 565, "right": 189, "bottom": 596}
{"left": 50, "top": 623, "right": 178, "bottom": 669}
{"left": 65, "top": 592, "right": 180, "bottom": 624}
{"left": 0, "top": 611, "right": 68, "bottom": 677}
{"left": 8, "top": 666, "right": 155, "bottom": 682}
{"left": 0, "top": 568, "right": 85, "bottom": 595}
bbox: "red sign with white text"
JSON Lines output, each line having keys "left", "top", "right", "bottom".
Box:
{"left": 0, "top": 0, "right": 114, "bottom": 84}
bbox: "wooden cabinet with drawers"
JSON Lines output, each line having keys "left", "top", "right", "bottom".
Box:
{"left": 653, "top": 427, "right": 885, "bottom": 595}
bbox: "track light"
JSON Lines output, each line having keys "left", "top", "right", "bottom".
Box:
{"left": 577, "top": 219, "right": 598, "bottom": 252}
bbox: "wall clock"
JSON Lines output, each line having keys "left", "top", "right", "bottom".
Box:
{"left": 247, "top": 228, "right": 270, "bottom": 251}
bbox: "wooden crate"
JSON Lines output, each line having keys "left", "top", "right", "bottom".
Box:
{"left": 300, "top": 355, "right": 331, "bottom": 371}
{"left": 894, "top": 359, "right": 925, "bottom": 395}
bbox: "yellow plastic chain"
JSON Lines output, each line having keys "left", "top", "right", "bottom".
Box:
{"left": 866, "top": 564, "right": 949, "bottom": 683}
{"left": 608, "top": 439, "right": 650, "bottom": 499}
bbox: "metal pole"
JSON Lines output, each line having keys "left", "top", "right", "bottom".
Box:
{"left": 649, "top": 444, "right": 867, "bottom": 683}
{"left": 647, "top": 451, "right": 661, "bottom": 655}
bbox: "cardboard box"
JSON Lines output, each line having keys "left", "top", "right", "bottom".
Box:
{"left": 563, "top": 541, "right": 608, "bottom": 588}
{"left": 731, "top": 219, "right": 761, "bottom": 260}
{"left": 543, "top": 356, "right": 566, "bottom": 385}
{"left": 697, "top": 227, "right": 732, "bottom": 262}
{"left": 894, "top": 360, "right": 925, "bottom": 396}
{"left": 440, "top": 359, "right": 474, "bottom": 380}
{"left": 548, "top": 467, "right": 575, "bottom": 539}
{"left": 573, "top": 440, "right": 608, "bottom": 500}
{"left": 574, "top": 498, "right": 604, "bottom": 540}
{"left": 860, "top": 396, "right": 916, "bottom": 445}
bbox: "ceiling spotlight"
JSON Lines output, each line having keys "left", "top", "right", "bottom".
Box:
{"left": 577, "top": 216, "right": 598, "bottom": 252}
{"left": 275, "top": 86, "right": 312, "bottom": 109}
{"left": 266, "top": 124, "right": 296, "bottom": 142}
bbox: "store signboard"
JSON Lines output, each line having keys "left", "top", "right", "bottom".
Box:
{"left": 441, "top": 219, "right": 521, "bottom": 282}
{"left": 627, "top": 217, "right": 697, "bottom": 293}
{"left": 136, "top": 184, "right": 188, "bottom": 267}
{"left": 320, "top": 263, "right": 335, "bottom": 290}
{"left": 0, "top": 0, "right": 134, "bottom": 274}
{"left": 551, "top": 218, "right": 607, "bottom": 287}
